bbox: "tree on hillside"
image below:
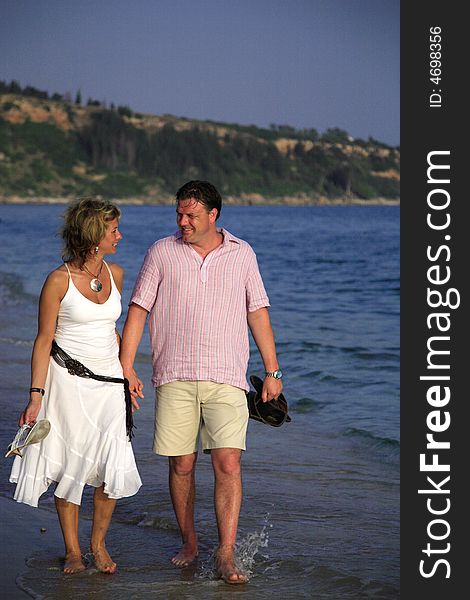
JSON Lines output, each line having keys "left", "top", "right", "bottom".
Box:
{"left": 117, "top": 105, "right": 133, "bottom": 117}
{"left": 8, "top": 80, "right": 22, "bottom": 94}
{"left": 321, "top": 127, "right": 352, "bottom": 144}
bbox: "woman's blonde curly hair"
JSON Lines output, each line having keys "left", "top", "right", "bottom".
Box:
{"left": 61, "top": 197, "right": 121, "bottom": 267}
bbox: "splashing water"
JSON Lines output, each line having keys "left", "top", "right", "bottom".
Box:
{"left": 198, "top": 514, "right": 272, "bottom": 580}
{"left": 236, "top": 519, "right": 271, "bottom": 574}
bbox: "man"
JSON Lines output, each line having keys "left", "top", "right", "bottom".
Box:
{"left": 120, "top": 180, "right": 283, "bottom": 584}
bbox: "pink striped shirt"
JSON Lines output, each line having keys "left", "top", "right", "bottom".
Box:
{"left": 130, "top": 228, "right": 270, "bottom": 391}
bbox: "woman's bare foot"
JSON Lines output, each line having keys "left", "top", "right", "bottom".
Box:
{"left": 91, "top": 545, "right": 117, "bottom": 574}
{"left": 171, "top": 542, "right": 198, "bottom": 567}
{"left": 63, "top": 552, "right": 86, "bottom": 574}
{"left": 215, "top": 546, "right": 248, "bottom": 585}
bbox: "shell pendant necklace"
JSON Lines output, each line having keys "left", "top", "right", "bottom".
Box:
{"left": 82, "top": 261, "right": 104, "bottom": 292}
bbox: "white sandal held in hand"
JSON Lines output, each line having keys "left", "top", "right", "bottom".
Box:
{"left": 5, "top": 420, "right": 51, "bottom": 458}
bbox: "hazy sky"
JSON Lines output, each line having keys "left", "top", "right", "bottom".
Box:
{"left": 0, "top": 0, "right": 399, "bottom": 145}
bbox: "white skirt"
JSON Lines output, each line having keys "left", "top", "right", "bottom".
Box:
{"left": 10, "top": 357, "right": 142, "bottom": 507}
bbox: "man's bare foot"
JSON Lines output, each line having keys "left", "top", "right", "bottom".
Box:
{"left": 63, "top": 552, "right": 86, "bottom": 574}
{"left": 215, "top": 546, "right": 248, "bottom": 585}
{"left": 91, "top": 545, "right": 117, "bottom": 574}
{"left": 171, "top": 542, "right": 198, "bottom": 567}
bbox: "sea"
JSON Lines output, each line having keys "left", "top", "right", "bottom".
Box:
{"left": 0, "top": 204, "right": 399, "bottom": 599}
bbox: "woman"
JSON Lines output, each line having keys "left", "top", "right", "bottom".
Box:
{"left": 10, "top": 198, "right": 142, "bottom": 574}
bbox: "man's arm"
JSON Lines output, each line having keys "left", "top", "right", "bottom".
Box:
{"left": 247, "top": 307, "right": 283, "bottom": 402}
{"left": 120, "top": 303, "right": 149, "bottom": 404}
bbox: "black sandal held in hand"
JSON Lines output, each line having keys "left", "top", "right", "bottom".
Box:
{"left": 246, "top": 375, "right": 291, "bottom": 427}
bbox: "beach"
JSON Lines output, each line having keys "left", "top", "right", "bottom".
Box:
{"left": 1, "top": 204, "right": 399, "bottom": 598}
{"left": 0, "top": 496, "right": 64, "bottom": 598}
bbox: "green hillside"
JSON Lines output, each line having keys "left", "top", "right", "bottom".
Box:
{"left": 0, "top": 81, "right": 399, "bottom": 202}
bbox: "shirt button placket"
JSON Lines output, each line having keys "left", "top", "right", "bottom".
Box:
{"left": 200, "top": 253, "right": 215, "bottom": 284}
{"left": 200, "top": 264, "right": 207, "bottom": 284}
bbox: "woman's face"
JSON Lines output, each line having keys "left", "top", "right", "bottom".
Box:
{"left": 97, "top": 218, "right": 122, "bottom": 256}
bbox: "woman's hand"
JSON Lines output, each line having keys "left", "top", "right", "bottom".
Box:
{"left": 19, "top": 397, "right": 42, "bottom": 426}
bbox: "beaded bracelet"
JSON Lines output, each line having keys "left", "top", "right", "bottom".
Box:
{"left": 29, "top": 387, "right": 45, "bottom": 396}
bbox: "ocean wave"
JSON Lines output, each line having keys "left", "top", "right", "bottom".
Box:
{"left": 319, "top": 373, "right": 338, "bottom": 381}
{"left": 340, "top": 345, "right": 367, "bottom": 354}
{"left": 299, "top": 370, "right": 338, "bottom": 383}
{"left": 370, "top": 277, "right": 399, "bottom": 284}
{"left": 340, "top": 346, "right": 398, "bottom": 362}
{"left": 343, "top": 427, "right": 400, "bottom": 449}
{"left": 302, "top": 369, "right": 323, "bottom": 378}
{"left": 0, "top": 272, "right": 36, "bottom": 305}
{"left": 300, "top": 341, "right": 324, "bottom": 350}
{"left": 136, "top": 512, "right": 179, "bottom": 531}
{"left": 0, "top": 336, "right": 33, "bottom": 347}
{"left": 331, "top": 427, "right": 401, "bottom": 471}
{"left": 313, "top": 258, "right": 347, "bottom": 265}
{"left": 354, "top": 351, "right": 399, "bottom": 361}
{"left": 304, "top": 564, "right": 399, "bottom": 599}
{"left": 292, "top": 397, "right": 325, "bottom": 413}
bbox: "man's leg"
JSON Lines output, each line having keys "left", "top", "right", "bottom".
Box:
{"left": 169, "top": 452, "right": 199, "bottom": 566}
{"left": 211, "top": 448, "right": 248, "bottom": 584}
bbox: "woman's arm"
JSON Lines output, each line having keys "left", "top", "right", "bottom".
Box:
{"left": 20, "top": 269, "right": 66, "bottom": 425}
{"left": 109, "top": 263, "right": 124, "bottom": 347}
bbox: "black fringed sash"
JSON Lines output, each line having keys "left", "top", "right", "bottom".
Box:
{"left": 50, "top": 340, "right": 134, "bottom": 441}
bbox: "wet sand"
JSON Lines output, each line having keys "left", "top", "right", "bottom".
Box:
{"left": 0, "top": 495, "right": 64, "bottom": 598}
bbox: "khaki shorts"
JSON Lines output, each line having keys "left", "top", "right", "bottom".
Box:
{"left": 154, "top": 380, "right": 249, "bottom": 456}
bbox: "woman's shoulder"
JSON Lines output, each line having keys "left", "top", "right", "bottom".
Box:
{"left": 106, "top": 261, "right": 124, "bottom": 290}
{"left": 41, "top": 264, "right": 69, "bottom": 298}
{"left": 46, "top": 264, "right": 69, "bottom": 283}
{"left": 106, "top": 261, "right": 123, "bottom": 279}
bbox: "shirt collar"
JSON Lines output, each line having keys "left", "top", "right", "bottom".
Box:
{"left": 174, "top": 228, "right": 241, "bottom": 246}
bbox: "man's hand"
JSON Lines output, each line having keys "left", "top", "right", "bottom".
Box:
{"left": 261, "top": 377, "right": 283, "bottom": 402}
{"left": 247, "top": 308, "right": 283, "bottom": 402}
{"left": 120, "top": 303, "right": 148, "bottom": 411}
{"left": 124, "top": 368, "right": 144, "bottom": 410}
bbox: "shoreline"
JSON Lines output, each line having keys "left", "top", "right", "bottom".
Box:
{"left": 0, "top": 495, "right": 65, "bottom": 598}
{"left": 0, "top": 195, "right": 400, "bottom": 206}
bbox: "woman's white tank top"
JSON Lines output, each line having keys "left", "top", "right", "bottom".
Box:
{"left": 54, "top": 261, "right": 121, "bottom": 364}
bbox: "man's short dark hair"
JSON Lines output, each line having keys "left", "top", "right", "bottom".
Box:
{"left": 175, "top": 180, "right": 222, "bottom": 220}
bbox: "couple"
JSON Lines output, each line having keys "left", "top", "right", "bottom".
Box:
{"left": 9, "top": 180, "right": 283, "bottom": 585}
